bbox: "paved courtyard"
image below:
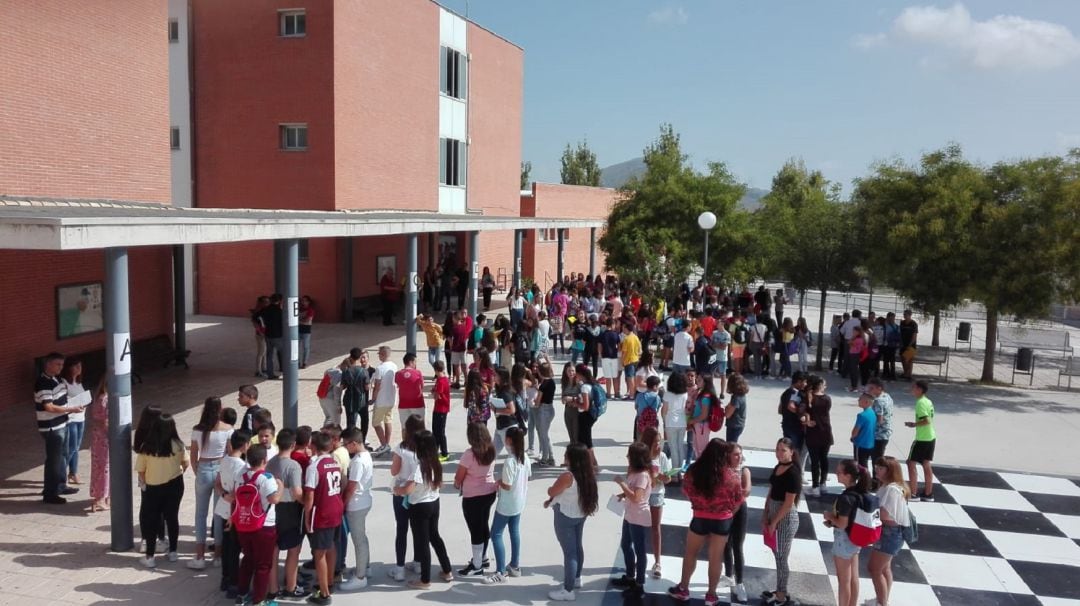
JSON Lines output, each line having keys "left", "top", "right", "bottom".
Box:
{"left": 2, "top": 308, "right": 1079, "bottom": 605}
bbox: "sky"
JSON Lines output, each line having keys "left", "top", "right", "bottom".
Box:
{"left": 436, "top": 0, "right": 1080, "bottom": 192}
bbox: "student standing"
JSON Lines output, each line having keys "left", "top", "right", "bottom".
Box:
{"left": 485, "top": 426, "right": 531, "bottom": 585}
{"left": 135, "top": 414, "right": 189, "bottom": 568}
{"left": 88, "top": 377, "right": 110, "bottom": 512}
{"left": 853, "top": 393, "right": 877, "bottom": 469}
{"left": 803, "top": 376, "right": 834, "bottom": 497}
{"left": 464, "top": 369, "right": 492, "bottom": 428}
{"left": 266, "top": 429, "right": 309, "bottom": 600}
{"left": 823, "top": 460, "right": 871, "bottom": 606}
{"left": 687, "top": 376, "right": 717, "bottom": 460}
{"left": 661, "top": 372, "right": 689, "bottom": 476}
{"left": 395, "top": 353, "right": 427, "bottom": 426}
{"left": 340, "top": 427, "right": 374, "bottom": 591}
{"left": 303, "top": 432, "right": 345, "bottom": 606}
{"left": 395, "top": 430, "right": 455, "bottom": 589}
{"left": 641, "top": 428, "right": 671, "bottom": 579}
{"left": 722, "top": 442, "right": 752, "bottom": 604}
{"left": 905, "top": 380, "right": 936, "bottom": 501}
{"left": 60, "top": 358, "right": 90, "bottom": 487}
{"left": 216, "top": 431, "right": 251, "bottom": 597}
{"left": 560, "top": 363, "right": 580, "bottom": 445}
{"left": 340, "top": 349, "right": 371, "bottom": 435}
{"left": 454, "top": 423, "right": 498, "bottom": 576}
{"left": 189, "top": 397, "right": 234, "bottom": 569}
{"left": 535, "top": 362, "right": 558, "bottom": 466}
{"left": 234, "top": 444, "right": 283, "bottom": 606}
{"left": 612, "top": 442, "right": 652, "bottom": 597}
{"left": 869, "top": 456, "right": 910, "bottom": 606}
{"left": 724, "top": 374, "right": 749, "bottom": 444}
{"left": 431, "top": 360, "right": 451, "bottom": 461}
{"left": 544, "top": 444, "right": 599, "bottom": 601}
{"left": 620, "top": 323, "right": 642, "bottom": 400}
{"left": 388, "top": 416, "right": 425, "bottom": 581}
{"left": 370, "top": 346, "right": 398, "bottom": 455}
{"left": 761, "top": 438, "right": 802, "bottom": 606}
{"left": 867, "top": 378, "right": 894, "bottom": 462}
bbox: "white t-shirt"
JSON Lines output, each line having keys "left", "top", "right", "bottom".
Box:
{"left": 214, "top": 456, "right": 250, "bottom": 518}
{"left": 510, "top": 296, "right": 525, "bottom": 311}
{"left": 63, "top": 380, "right": 89, "bottom": 422}
{"left": 191, "top": 428, "right": 234, "bottom": 460}
{"left": 552, "top": 477, "right": 584, "bottom": 518}
{"left": 495, "top": 454, "right": 531, "bottom": 516}
{"left": 393, "top": 446, "right": 418, "bottom": 487}
{"left": 663, "top": 391, "right": 687, "bottom": 429}
{"left": 877, "top": 483, "right": 909, "bottom": 527}
{"left": 538, "top": 320, "right": 551, "bottom": 344}
{"left": 635, "top": 367, "right": 659, "bottom": 394}
{"left": 407, "top": 457, "right": 440, "bottom": 504}
{"left": 673, "top": 331, "right": 694, "bottom": 366}
{"left": 651, "top": 453, "right": 672, "bottom": 495}
{"left": 841, "top": 317, "right": 862, "bottom": 340}
{"left": 346, "top": 451, "right": 374, "bottom": 512}
{"left": 373, "top": 361, "right": 398, "bottom": 408}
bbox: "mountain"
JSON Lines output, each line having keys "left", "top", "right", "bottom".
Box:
{"left": 599, "top": 157, "right": 769, "bottom": 211}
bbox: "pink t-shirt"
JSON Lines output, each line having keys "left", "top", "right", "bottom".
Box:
{"left": 394, "top": 367, "right": 425, "bottom": 409}
{"left": 458, "top": 449, "right": 497, "bottom": 498}
{"left": 623, "top": 471, "right": 652, "bottom": 527}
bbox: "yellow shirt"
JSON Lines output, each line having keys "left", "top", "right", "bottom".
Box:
{"left": 332, "top": 446, "right": 350, "bottom": 473}
{"left": 136, "top": 441, "right": 189, "bottom": 486}
{"left": 620, "top": 332, "right": 642, "bottom": 365}
{"left": 418, "top": 320, "right": 445, "bottom": 348}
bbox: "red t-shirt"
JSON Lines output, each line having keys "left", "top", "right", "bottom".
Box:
{"left": 291, "top": 449, "right": 311, "bottom": 475}
{"left": 451, "top": 323, "right": 471, "bottom": 352}
{"left": 303, "top": 454, "right": 344, "bottom": 531}
{"left": 394, "top": 367, "right": 425, "bottom": 409}
{"left": 433, "top": 376, "right": 451, "bottom": 413}
{"left": 380, "top": 275, "right": 399, "bottom": 302}
{"left": 701, "top": 316, "right": 717, "bottom": 338}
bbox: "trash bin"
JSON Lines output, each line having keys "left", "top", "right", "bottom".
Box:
{"left": 1017, "top": 347, "right": 1034, "bottom": 372}
{"left": 957, "top": 321, "right": 971, "bottom": 342}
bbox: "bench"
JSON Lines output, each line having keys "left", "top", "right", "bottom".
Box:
{"left": 912, "top": 345, "right": 950, "bottom": 379}
{"left": 998, "top": 325, "right": 1072, "bottom": 356}
{"left": 1059, "top": 356, "right": 1080, "bottom": 390}
{"left": 350, "top": 295, "right": 383, "bottom": 322}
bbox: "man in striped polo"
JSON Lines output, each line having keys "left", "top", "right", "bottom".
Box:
{"left": 35, "top": 352, "right": 83, "bottom": 504}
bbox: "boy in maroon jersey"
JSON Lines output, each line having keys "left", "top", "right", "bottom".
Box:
{"left": 303, "top": 431, "right": 344, "bottom": 605}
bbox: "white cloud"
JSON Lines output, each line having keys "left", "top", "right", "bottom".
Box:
{"left": 648, "top": 5, "right": 688, "bottom": 26}
{"left": 856, "top": 3, "right": 1080, "bottom": 70}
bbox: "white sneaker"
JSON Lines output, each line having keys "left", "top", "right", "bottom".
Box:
{"left": 718, "top": 575, "right": 735, "bottom": 588}
{"left": 804, "top": 486, "right": 819, "bottom": 498}
{"left": 734, "top": 583, "right": 748, "bottom": 602}
{"left": 484, "top": 571, "right": 507, "bottom": 584}
{"left": 140, "top": 557, "right": 156, "bottom": 569}
{"left": 339, "top": 575, "right": 368, "bottom": 591}
{"left": 507, "top": 565, "right": 521, "bottom": 577}
{"left": 407, "top": 561, "right": 423, "bottom": 573}
{"left": 186, "top": 558, "right": 207, "bottom": 570}
{"left": 167, "top": 552, "right": 178, "bottom": 562}
{"left": 549, "top": 588, "right": 576, "bottom": 601}
{"left": 388, "top": 565, "right": 405, "bottom": 581}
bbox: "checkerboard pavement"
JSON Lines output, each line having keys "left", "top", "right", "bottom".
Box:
{"left": 602, "top": 449, "right": 1080, "bottom": 606}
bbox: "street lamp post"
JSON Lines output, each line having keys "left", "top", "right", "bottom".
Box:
{"left": 697, "top": 211, "right": 717, "bottom": 284}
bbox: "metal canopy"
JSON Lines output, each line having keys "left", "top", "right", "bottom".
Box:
{"left": 0, "top": 197, "right": 605, "bottom": 251}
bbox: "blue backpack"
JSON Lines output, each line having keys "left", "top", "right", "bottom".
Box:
{"left": 589, "top": 382, "right": 608, "bottom": 420}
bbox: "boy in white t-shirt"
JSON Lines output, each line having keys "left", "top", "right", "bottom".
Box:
{"left": 339, "top": 427, "right": 374, "bottom": 590}
{"left": 215, "top": 430, "right": 251, "bottom": 598}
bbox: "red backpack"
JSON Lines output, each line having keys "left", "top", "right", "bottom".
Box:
{"left": 708, "top": 398, "right": 725, "bottom": 432}
{"left": 316, "top": 372, "right": 332, "bottom": 399}
{"left": 231, "top": 471, "right": 268, "bottom": 533}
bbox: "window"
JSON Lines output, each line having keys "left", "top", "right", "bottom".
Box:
{"left": 279, "top": 10, "right": 306, "bottom": 37}
{"left": 439, "top": 137, "right": 466, "bottom": 186}
{"left": 280, "top": 124, "right": 308, "bottom": 150}
{"left": 536, "top": 228, "right": 569, "bottom": 243}
{"left": 170, "top": 127, "right": 180, "bottom": 150}
{"left": 298, "top": 239, "right": 309, "bottom": 262}
{"left": 168, "top": 19, "right": 179, "bottom": 43}
{"left": 440, "top": 46, "right": 467, "bottom": 99}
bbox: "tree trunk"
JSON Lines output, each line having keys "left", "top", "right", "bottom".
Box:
{"left": 815, "top": 288, "right": 827, "bottom": 371}
{"left": 932, "top": 312, "right": 941, "bottom": 347}
{"left": 799, "top": 289, "right": 805, "bottom": 318}
{"left": 981, "top": 309, "right": 998, "bottom": 382}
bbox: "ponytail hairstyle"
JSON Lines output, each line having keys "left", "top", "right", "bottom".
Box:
{"left": 194, "top": 396, "right": 223, "bottom": 448}
{"left": 838, "top": 459, "right": 871, "bottom": 493}
{"left": 565, "top": 443, "right": 598, "bottom": 516}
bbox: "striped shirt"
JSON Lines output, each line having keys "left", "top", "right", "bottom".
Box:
{"left": 34, "top": 373, "right": 69, "bottom": 431}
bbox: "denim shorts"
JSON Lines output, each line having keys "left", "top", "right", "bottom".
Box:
{"left": 649, "top": 492, "right": 664, "bottom": 508}
{"left": 623, "top": 364, "right": 637, "bottom": 379}
{"left": 874, "top": 524, "right": 904, "bottom": 556}
{"left": 689, "top": 516, "right": 733, "bottom": 536}
{"left": 832, "top": 527, "right": 861, "bottom": 559}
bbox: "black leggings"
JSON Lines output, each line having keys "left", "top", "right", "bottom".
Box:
{"left": 577, "top": 411, "right": 595, "bottom": 448}
{"left": 723, "top": 502, "right": 748, "bottom": 583}
{"left": 393, "top": 495, "right": 411, "bottom": 567}
{"left": 409, "top": 499, "right": 453, "bottom": 583}
{"left": 808, "top": 444, "right": 831, "bottom": 488}
{"left": 432, "top": 412, "right": 448, "bottom": 457}
{"left": 140, "top": 475, "right": 184, "bottom": 557}
{"left": 461, "top": 492, "right": 497, "bottom": 548}
{"left": 356, "top": 405, "right": 370, "bottom": 443}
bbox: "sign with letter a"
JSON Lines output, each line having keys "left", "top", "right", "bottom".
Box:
{"left": 114, "top": 332, "right": 132, "bottom": 376}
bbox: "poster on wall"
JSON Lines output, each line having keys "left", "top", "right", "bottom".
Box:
{"left": 438, "top": 235, "right": 458, "bottom": 269}
{"left": 57, "top": 282, "right": 104, "bottom": 339}
{"left": 376, "top": 255, "right": 397, "bottom": 285}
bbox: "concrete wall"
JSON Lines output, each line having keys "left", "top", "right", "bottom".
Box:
{"left": 0, "top": 0, "right": 171, "bottom": 202}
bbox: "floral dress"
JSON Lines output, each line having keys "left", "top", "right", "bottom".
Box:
{"left": 89, "top": 391, "right": 110, "bottom": 501}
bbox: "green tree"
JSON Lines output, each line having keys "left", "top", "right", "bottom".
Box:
{"left": 520, "top": 160, "right": 532, "bottom": 190}
{"left": 757, "top": 159, "right": 861, "bottom": 369}
{"left": 560, "top": 140, "right": 602, "bottom": 186}
{"left": 599, "top": 124, "right": 747, "bottom": 299}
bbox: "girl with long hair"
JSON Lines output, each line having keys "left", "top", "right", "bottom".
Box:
{"left": 388, "top": 415, "right": 426, "bottom": 581}
{"left": 395, "top": 430, "right": 454, "bottom": 589}
{"left": 133, "top": 404, "right": 165, "bottom": 552}
{"left": 560, "top": 363, "right": 580, "bottom": 445}
{"left": 722, "top": 442, "right": 752, "bottom": 603}
{"left": 725, "top": 373, "right": 749, "bottom": 444}
{"left": 544, "top": 443, "right": 598, "bottom": 601}
{"left": 492, "top": 367, "right": 520, "bottom": 457}
{"left": 485, "top": 426, "right": 531, "bottom": 585}
{"left": 573, "top": 366, "right": 598, "bottom": 468}
{"left": 795, "top": 317, "right": 812, "bottom": 373}
{"left": 803, "top": 375, "right": 834, "bottom": 497}
{"left": 60, "top": 358, "right": 88, "bottom": 486}
{"left": 662, "top": 371, "right": 689, "bottom": 476}
{"left": 762, "top": 438, "right": 802, "bottom": 606}
{"left": 612, "top": 442, "right": 653, "bottom": 597}
{"left": 464, "top": 369, "right": 492, "bottom": 428}
{"left": 640, "top": 427, "right": 671, "bottom": 579}
{"left": 453, "top": 423, "right": 498, "bottom": 576}
{"left": 189, "top": 396, "right": 234, "bottom": 568}
{"left": 534, "top": 361, "right": 558, "bottom": 466}
{"left": 667, "top": 440, "right": 745, "bottom": 605}
{"left": 88, "top": 376, "right": 110, "bottom": 512}
{"left": 824, "top": 460, "right": 871, "bottom": 606}
{"left": 868, "top": 456, "right": 911, "bottom": 606}
{"left": 135, "top": 413, "right": 189, "bottom": 568}
{"left": 687, "top": 375, "right": 718, "bottom": 460}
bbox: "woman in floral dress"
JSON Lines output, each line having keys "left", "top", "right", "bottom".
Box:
{"left": 89, "top": 379, "right": 110, "bottom": 512}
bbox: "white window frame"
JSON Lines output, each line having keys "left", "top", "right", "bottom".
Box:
{"left": 279, "top": 123, "right": 308, "bottom": 151}
{"left": 168, "top": 19, "right": 180, "bottom": 43}
{"left": 170, "top": 126, "right": 181, "bottom": 150}
{"left": 279, "top": 9, "right": 306, "bottom": 38}
{"left": 439, "top": 137, "right": 466, "bottom": 187}
{"left": 440, "top": 46, "right": 467, "bottom": 100}
{"left": 536, "top": 228, "right": 569, "bottom": 243}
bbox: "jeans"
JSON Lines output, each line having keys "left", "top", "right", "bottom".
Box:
{"left": 726, "top": 424, "right": 744, "bottom": 444}
{"left": 620, "top": 520, "right": 648, "bottom": 585}
{"left": 535, "top": 404, "right": 555, "bottom": 461}
{"left": 41, "top": 426, "right": 68, "bottom": 498}
{"left": 346, "top": 508, "right": 371, "bottom": 577}
{"left": 510, "top": 309, "right": 523, "bottom": 331}
{"left": 432, "top": 412, "right": 448, "bottom": 457}
{"left": 194, "top": 460, "right": 222, "bottom": 545}
{"left": 553, "top": 506, "right": 585, "bottom": 592}
{"left": 66, "top": 420, "right": 85, "bottom": 476}
{"left": 427, "top": 347, "right": 442, "bottom": 369}
{"left": 393, "top": 495, "right": 410, "bottom": 567}
{"left": 490, "top": 512, "right": 521, "bottom": 573}
{"left": 408, "top": 500, "right": 452, "bottom": 583}
{"left": 237, "top": 526, "right": 277, "bottom": 602}
{"left": 265, "top": 337, "right": 283, "bottom": 377}
{"left": 299, "top": 332, "right": 311, "bottom": 366}
{"left": 336, "top": 513, "right": 350, "bottom": 572}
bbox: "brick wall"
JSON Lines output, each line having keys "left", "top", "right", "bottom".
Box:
{"left": 0, "top": 248, "right": 173, "bottom": 407}
{"left": 521, "top": 184, "right": 615, "bottom": 285}
{"left": 0, "top": 0, "right": 170, "bottom": 202}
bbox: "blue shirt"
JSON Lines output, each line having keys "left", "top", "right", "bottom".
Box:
{"left": 854, "top": 408, "right": 876, "bottom": 449}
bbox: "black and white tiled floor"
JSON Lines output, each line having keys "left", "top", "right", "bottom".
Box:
{"left": 603, "top": 449, "right": 1080, "bottom": 606}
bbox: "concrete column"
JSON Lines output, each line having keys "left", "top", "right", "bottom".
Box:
{"left": 406, "top": 234, "right": 418, "bottom": 355}
{"left": 279, "top": 240, "right": 300, "bottom": 428}
{"left": 274, "top": 240, "right": 286, "bottom": 296}
{"left": 105, "top": 247, "right": 134, "bottom": 551}
{"left": 589, "top": 227, "right": 597, "bottom": 278}
{"left": 468, "top": 231, "right": 479, "bottom": 318}
{"left": 342, "top": 237, "right": 353, "bottom": 322}
{"left": 556, "top": 228, "right": 566, "bottom": 284}
{"left": 512, "top": 229, "right": 523, "bottom": 291}
{"left": 172, "top": 245, "right": 186, "bottom": 356}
